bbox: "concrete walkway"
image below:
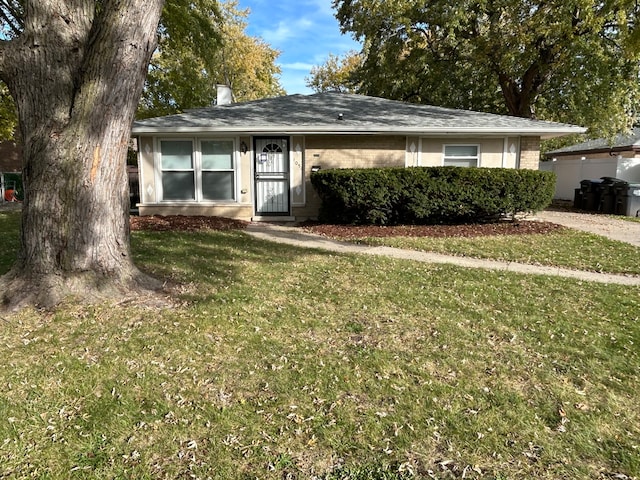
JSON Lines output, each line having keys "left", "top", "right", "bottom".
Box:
{"left": 245, "top": 217, "right": 640, "bottom": 287}
{"left": 4, "top": 201, "right": 638, "bottom": 286}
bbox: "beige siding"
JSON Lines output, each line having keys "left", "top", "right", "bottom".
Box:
{"left": 291, "top": 136, "right": 305, "bottom": 206}
{"left": 420, "top": 137, "right": 521, "bottom": 168}
{"left": 137, "top": 136, "right": 155, "bottom": 203}
{"left": 406, "top": 137, "right": 420, "bottom": 167}
{"left": 139, "top": 204, "right": 253, "bottom": 220}
{"left": 504, "top": 137, "right": 520, "bottom": 169}
{"left": 238, "top": 135, "right": 252, "bottom": 205}
{"left": 478, "top": 138, "right": 503, "bottom": 167}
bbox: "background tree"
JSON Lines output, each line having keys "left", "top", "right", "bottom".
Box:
{"left": 216, "top": 1, "right": 284, "bottom": 102}
{"left": 305, "top": 52, "right": 362, "bottom": 93}
{"left": 0, "top": 81, "right": 17, "bottom": 140}
{"left": 0, "top": 0, "right": 165, "bottom": 310}
{"left": 332, "top": 0, "right": 640, "bottom": 136}
{"left": 0, "top": 1, "right": 20, "bottom": 141}
{"left": 139, "top": 0, "right": 284, "bottom": 118}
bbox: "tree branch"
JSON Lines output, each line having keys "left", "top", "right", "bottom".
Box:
{"left": 0, "top": 0, "right": 24, "bottom": 36}
{"left": 0, "top": 39, "right": 7, "bottom": 79}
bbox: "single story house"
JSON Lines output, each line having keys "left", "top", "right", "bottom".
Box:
{"left": 542, "top": 129, "right": 640, "bottom": 200}
{"left": 131, "top": 90, "right": 585, "bottom": 221}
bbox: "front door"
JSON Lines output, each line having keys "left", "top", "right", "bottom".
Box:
{"left": 254, "top": 137, "right": 290, "bottom": 216}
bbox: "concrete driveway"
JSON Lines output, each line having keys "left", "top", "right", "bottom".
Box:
{"left": 534, "top": 209, "right": 640, "bottom": 247}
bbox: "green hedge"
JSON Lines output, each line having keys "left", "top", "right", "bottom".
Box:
{"left": 310, "top": 167, "right": 556, "bottom": 225}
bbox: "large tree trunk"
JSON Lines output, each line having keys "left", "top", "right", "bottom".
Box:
{"left": 0, "top": 0, "right": 165, "bottom": 310}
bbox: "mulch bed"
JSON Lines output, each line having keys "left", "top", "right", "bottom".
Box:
{"left": 300, "top": 221, "right": 565, "bottom": 239}
{"left": 130, "top": 215, "right": 250, "bottom": 232}
{"left": 130, "top": 215, "right": 565, "bottom": 238}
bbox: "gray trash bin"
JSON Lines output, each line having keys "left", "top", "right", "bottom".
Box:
{"left": 617, "top": 184, "right": 640, "bottom": 217}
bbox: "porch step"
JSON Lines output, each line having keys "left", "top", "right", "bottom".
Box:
{"left": 251, "top": 216, "right": 296, "bottom": 223}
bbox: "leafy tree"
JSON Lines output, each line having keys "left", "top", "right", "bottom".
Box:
{"left": 332, "top": 0, "right": 640, "bottom": 136}
{"left": 0, "top": 1, "right": 20, "bottom": 141}
{"left": 216, "top": 1, "right": 285, "bottom": 101}
{"left": 0, "top": 0, "right": 165, "bottom": 310}
{"left": 305, "top": 52, "right": 363, "bottom": 93}
{"left": 0, "top": 81, "right": 17, "bottom": 140}
{"left": 139, "top": 0, "right": 284, "bottom": 118}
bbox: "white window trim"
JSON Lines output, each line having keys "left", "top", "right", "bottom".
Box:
{"left": 442, "top": 144, "right": 481, "bottom": 167}
{"left": 154, "top": 137, "right": 239, "bottom": 204}
{"left": 156, "top": 137, "right": 196, "bottom": 202}
{"left": 198, "top": 138, "right": 237, "bottom": 202}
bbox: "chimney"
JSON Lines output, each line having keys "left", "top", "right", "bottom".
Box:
{"left": 216, "top": 84, "right": 233, "bottom": 106}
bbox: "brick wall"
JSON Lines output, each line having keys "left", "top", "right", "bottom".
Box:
{"left": 304, "top": 135, "right": 406, "bottom": 170}
{"left": 302, "top": 135, "right": 406, "bottom": 218}
{"left": 519, "top": 136, "right": 541, "bottom": 170}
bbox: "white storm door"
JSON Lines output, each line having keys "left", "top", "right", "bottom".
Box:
{"left": 254, "top": 137, "right": 290, "bottom": 215}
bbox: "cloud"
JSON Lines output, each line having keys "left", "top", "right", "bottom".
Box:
{"left": 260, "top": 17, "right": 315, "bottom": 45}
{"left": 281, "top": 62, "right": 316, "bottom": 71}
{"left": 241, "top": 0, "right": 360, "bottom": 94}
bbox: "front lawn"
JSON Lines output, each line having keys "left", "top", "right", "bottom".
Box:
{"left": 0, "top": 211, "right": 639, "bottom": 479}
{"left": 344, "top": 229, "right": 640, "bottom": 275}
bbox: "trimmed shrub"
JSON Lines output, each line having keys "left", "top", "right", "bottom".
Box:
{"left": 310, "top": 166, "right": 556, "bottom": 225}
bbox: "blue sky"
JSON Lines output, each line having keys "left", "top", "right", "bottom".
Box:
{"left": 240, "top": 0, "right": 361, "bottom": 94}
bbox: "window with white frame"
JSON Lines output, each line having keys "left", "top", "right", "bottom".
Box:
{"left": 160, "top": 140, "right": 195, "bottom": 200}
{"left": 159, "top": 138, "right": 236, "bottom": 202}
{"left": 201, "top": 140, "right": 235, "bottom": 201}
{"left": 443, "top": 145, "right": 479, "bottom": 167}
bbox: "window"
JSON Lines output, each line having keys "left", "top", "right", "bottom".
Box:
{"left": 202, "top": 140, "right": 235, "bottom": 201}
{"left": 159, "top": 138, "right": 236, "bottom": 202}
{"left": 443, "top": 145, "right": 479, "bottom": 167}
{"left": 160, "top": 140, "right": 195, "bottom": 200}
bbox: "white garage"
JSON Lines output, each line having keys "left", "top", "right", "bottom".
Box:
{"left": 542, "top": 129, "right": 640, "bottom": 200}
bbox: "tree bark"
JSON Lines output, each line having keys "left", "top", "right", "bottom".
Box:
{"left": 0, "top": 0, "right": 165, "bottom": 310}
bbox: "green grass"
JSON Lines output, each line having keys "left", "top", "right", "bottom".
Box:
{"left": 617, "top": 215, "right": 640, "bottom": 224}
{"left": 351, "top": 229, "right": 640, "bottom": 275}
{"left": 0, "top": 210, "right": 639, "bottom": 479}
{"left": 0, "top": 211, "right": 20, "bottom": 270}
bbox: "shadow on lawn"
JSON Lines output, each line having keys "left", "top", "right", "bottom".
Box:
{"left": 130, "top": 228, "right": 337, "bottom": 301}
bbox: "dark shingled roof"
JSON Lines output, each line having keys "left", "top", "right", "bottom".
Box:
{"left": 133, "top": 92, "right": 584, "bottom": 138}
{"left": 547, "top": 128, "right": 640, "bottom": 155}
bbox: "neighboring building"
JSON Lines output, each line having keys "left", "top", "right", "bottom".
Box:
{"left": 543, "top": 129, "right": 640, "bottom": 200}
{"left": 0, "top": 141, "right": 22, "bottom": 172}
{"left": 131, "top": 91, "right": 585, "bottom": 221}
{"left": 0, "top": 141, "right": 22, "bottom": 203}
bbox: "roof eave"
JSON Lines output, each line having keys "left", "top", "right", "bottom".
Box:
{"left": 546, "top": 143, "right": 640, "bottom": 157}
{"left": 131, "top": 125, "right": 586, "bottom": 137}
